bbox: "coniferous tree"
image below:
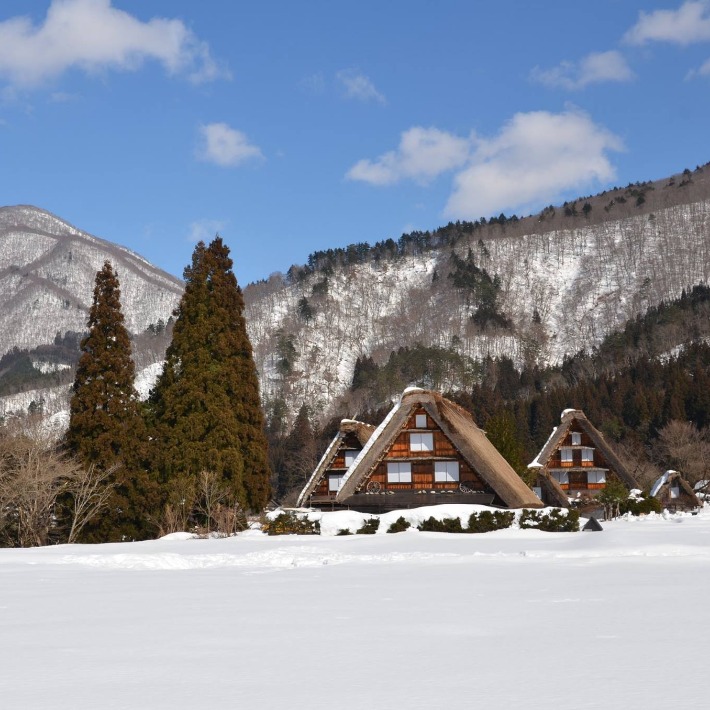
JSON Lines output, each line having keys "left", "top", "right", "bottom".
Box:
{"left": 66, "top": 261, "right": 154, "bottom": 541}
{"left": 149, "top": 238, "right": 270, "bottom": 511}
{"left": 277, "top": 403, "right": 317, "bottom": 500}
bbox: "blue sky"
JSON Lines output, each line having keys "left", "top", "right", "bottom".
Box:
{"left": 1, "top": 0, "right": 710, "bottom": 285}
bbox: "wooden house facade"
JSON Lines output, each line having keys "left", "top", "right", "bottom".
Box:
{"left": 528, "top": 409, "right": 638, "bottom": 508}
{"left": 325, "top": 388, "right": 543, "bottom": 513}
{"left": 650, "top": 470, "right": 701, "bottom": 512}
{"left": 296, "top": 419, "right": 375, "bottom": 508}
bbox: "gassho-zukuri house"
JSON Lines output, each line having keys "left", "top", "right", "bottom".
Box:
{"left": 297, "top": 387, "right": 543, "bottom": 513}
{"left": 528, "top": 409, "right": 638, "bottom": 508}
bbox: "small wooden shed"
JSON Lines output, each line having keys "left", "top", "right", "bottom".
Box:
{"left": 650, "top": 470, "right": 701, "bottom": 512}
{"left": 296, "top": 419, "right": 375, "bottom": 508}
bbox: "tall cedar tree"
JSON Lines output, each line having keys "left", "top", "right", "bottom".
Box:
{"left": 149, "top": 238, "right": 270, "bottom": 510}
{"left": 66, "top": 262, "right": 155, "bottom": 541}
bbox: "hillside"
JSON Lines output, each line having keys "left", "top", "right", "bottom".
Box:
{"left": 245, "top": 165, "right": 710, "bottom": 421}
{"left": 1, "top": 163, "right": 710, "bottom": 424}
{"left": 0, "top": 205, "right": 182, "bottom": 354}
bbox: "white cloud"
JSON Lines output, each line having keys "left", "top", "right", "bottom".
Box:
{"left": 347, "top": 126, "right": 472, "bottom": 186}
{"left": 346, "top": 111, "right": 623, "bottom": 221}
{"left": 336, "top": 68, "right": 386, "bottom": 104}
{"left": 531, "top": 51, "right": 634, "bottom": 90}
{"left": 445, "top": 110, "right": 623, "bottom": 219}
{"left": 624, "top": 1, "right": 710, "bottom": 45}
{"left": 196, "top": 123, "right": 263, "bottom": 167}
{"left": 0, "top": 0, "right": 228, "bottom": 87}
{"left": 187, "top": 218, "right": 226, "bottom": 244}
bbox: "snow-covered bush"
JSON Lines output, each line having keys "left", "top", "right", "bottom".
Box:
{"left": 518, "top": 508, "right": 580, "bottom": 532}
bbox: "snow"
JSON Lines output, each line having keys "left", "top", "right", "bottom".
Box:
{"left": 1, "top": 505, "right": 708, "bottom": 709}
{"left": 650, "top": 471, "right": 677, "bottom": 498}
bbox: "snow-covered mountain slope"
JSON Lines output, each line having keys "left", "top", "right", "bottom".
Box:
{"left": 244, "top": 199, "right": 710, "bottom": 419}
{"left": 0, "top": 205, "right": 183, "bottom": 354}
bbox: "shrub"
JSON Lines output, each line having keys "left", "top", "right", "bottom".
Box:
{"left": 263, "top": 512, "right": 320, "bottom": 536}
{"left": 417, "top": 516, "right": 464, "bottom": 533}
{"left": 356, "top": 518, "right": 380, "bottom": 534}
{"left": 336, "top": 528, "right": 352, "bottom": 536}
{"left": 387, "top": 516, "right": 411, "bottom": 533}
{"left": 620, "top": 496, "right": 662, "bottom": 516}
{"left": 467, "top": 510, "right": 514, "bottom": 533}
{"left": 519, "top": 508, "right": 579, "bottom": 532}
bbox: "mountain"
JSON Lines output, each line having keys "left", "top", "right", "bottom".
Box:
{"left": 2, "top": 163, "right": 710, "bottom": 426}
{"left": 0, "top": 205, "right": 183, "bottom": 354}
{"left": 244, "top": 164, "right": 710, "bottom": 421}
{"left": 0, "top": 206, "right": 182, "bottom": 421}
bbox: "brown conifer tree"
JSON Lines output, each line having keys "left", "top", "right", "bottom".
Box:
{"left": 149, "top": 238, "right": 271, "bottom": 511}
{"left": 66, "top": 261, "right": 155, "bottom": 541}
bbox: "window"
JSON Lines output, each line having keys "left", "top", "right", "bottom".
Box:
{"left": 410, "top": 433, "right": 434, "bottom": 452}
{"left": 415, "top": 414, "right": 427, "bottom": 429}
{"left": 387, "top": 462, "right": 412, "bottom": 483}
{"left": 670, "top": 486, "right": 680, "bottom": 499}
{"left": 344, "top": 450, "right": 360, "bottom": 467}
{"left": 571, "top": 432, "right": 581, "bottom": 446}
{"left": 435, "top": 461, "right": 459, "bottom": 482}
{"left": 552, "top": 471, "right": 569, "bottom": 485}
{"left": 587, "top": 471, "right": 606, "bottom": 485}
{"left": 328, "top": 473, "right": 344, "bottom": 492}
{"left": 581, "top": 448, "right": 594, "bottom": 462}
{"left": 560, "top": 447, "right": 573, "bottom": 463}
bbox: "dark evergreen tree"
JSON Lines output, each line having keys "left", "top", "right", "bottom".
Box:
{"left": 149, "top": 238, "right": 271, "bottom": 511}
{"left": 277, "top": 404, "right": 317, "bottom": 500}
{"left": 66, "top": 261, "right": 154, "bottom": 541}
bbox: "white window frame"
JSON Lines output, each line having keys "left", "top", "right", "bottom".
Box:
{"left": 387, "top": 462, "right": 412, "bottom": 483}
{"left": 560, "top": 447, "right": 573, "bottom": 463}
{"left": 587, "top": 471, "right": 606, "bottom": 485}
{"left": 670, "top": 486, "right": 680, "bottom": 499}
{"left": 571, "top": 432, "right": 582, "bottom": 446}
{"left": 410, "top": 432, "right": 434, "bottom": 452}
{"left": 434, "top": 461, "right": 460, "bottom": 482}
{"left": 328, "top": 473, "right": 344, "bottom": 492}
{"left": 343, "top": 450, "right": 359, "bottom": 467}
{"left": 415, "top": 414, "right": 427, "bottom": 429}
{"left": 552, "top": 471, "right": 569, "bottom": 485}
{"left": 581, "top": 448, "right": 594, "bottom": 462}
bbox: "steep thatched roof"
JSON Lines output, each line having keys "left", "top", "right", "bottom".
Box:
{"left": 650, "top": 470, "right": 701, "bottom": 508}
{"left": 336, "top": 388, "right": 543, "bottom": 508}
{"left": 536, "top": 470, "right": 570, "bottom": 507}
{"left": 528, "top": 409, "right": 638, "bottom": 489}
{"left": 296, "top": 419, "right": 375, "bottom": 506}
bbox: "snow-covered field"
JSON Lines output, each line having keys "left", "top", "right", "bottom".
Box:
{"left": 1, "top": 507, "right": 708, "bottom": 709}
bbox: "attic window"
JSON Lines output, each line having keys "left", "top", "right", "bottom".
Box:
{"left": 328, "top": 473, "right": 345, "bottom": 492}
{"left": 670, "top": 485, "right": 680, "bottom": 499}
{"left": 434, "top": 461, "right": 459, "bottom": 482}
{"left": 552, "top": 471, "right": 569, "bottom": 485}
{"left": 560, "top": 447, "right": 573, "bottom": 463}
{"left": 415, "top": 414, "right": 427, "bottom": 428}
{"left": 410, "top": 433, "right": 434, "bottom": 452}
{"left": 581, "top": 448, "right": 594, "bottom": 462}
{"left": 344, "top": 450, "right": 360, "bottom": 467}
{"left": 387, "top": 462, "right": 412, "bottom": 483}
{"left": 571, "top": 432, "right": 582, "bottom": 446}
{"left": 587, "top": 471, "right": 606, "bottom": 484}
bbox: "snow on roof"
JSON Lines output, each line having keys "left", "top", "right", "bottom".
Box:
{"left": 650, "top": 471, "right": 677, "bottom": 498}
{"left": 528, "top": 425, "right": 560, "bottom": 468}
{"left": 339, "top": 396, "right": 403, "bottom": 490}
{"left": 402, "top": 386, "right": 425, "bottom": 397}
{"left": 561, "top": 408, "right": 578, "bottom": 420}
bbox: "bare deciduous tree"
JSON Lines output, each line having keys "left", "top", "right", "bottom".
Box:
{"left": 655, "top": 420, "right": 710, "bottom": 488}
